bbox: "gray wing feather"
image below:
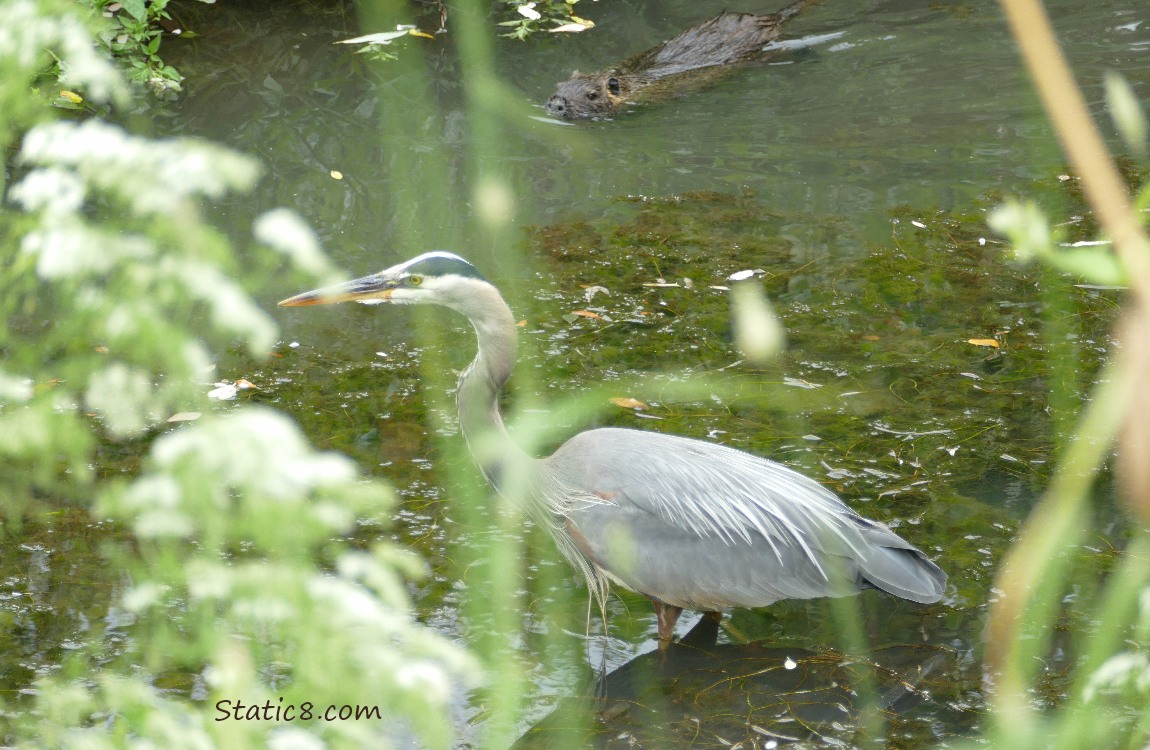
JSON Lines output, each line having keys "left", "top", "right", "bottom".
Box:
{"left": 544, "top": 427, "right": 945, "bottom": 611}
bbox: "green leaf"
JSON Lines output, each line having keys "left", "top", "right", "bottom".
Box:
{"left": 1046, "top": 245, "right": 1129, "bottom": 286}
{"left": 987, "top": 199, "right": 1062, "bottom": 262}
{"left": 989, "top": 199, "right": 1129, "bottom": 285}
{"left": 119, "top": 0, "right": 147, "bottom": 21}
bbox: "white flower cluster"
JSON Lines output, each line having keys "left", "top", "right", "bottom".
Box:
{"left": 255, "top": 207, "right": 340, "bottom": 280}
{"left": 17, "top": 119, "right": 261, "bottom": 215}
{"left": 10, "top": 120, "right": 278, "bottom": 434}
{"left": 100, "top": 409, "right": 479, "bottom": 747}
{"left": 0, "top": 0, "right": 128, "bottom": 104}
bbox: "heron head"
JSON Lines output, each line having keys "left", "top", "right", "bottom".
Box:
{"left": 278, "top": 251, "right": 487, "bottom": 308}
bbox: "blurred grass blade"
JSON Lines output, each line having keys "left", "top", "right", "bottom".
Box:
{"left": 1105, "top": 71, "right": 1147, "bottom": 158}
{"left": 730, "top": 279, "right": 785, "bottom": 366}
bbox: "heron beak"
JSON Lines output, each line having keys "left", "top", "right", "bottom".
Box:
{"left": 278, "top": 272, "right": 398, "bottom": 307}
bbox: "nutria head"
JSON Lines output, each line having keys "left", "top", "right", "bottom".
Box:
{"left": 545, "top": 70, "right": 628, "bottom": 120}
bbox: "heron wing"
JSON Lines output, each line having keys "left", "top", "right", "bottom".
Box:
{"left": 545, "top": 427, "right": 945, "bottom": 611}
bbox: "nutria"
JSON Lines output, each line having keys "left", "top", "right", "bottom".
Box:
{"left": 545, "top": 1, "right": 810, "bottom": 120}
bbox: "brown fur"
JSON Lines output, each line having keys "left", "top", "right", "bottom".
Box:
{"left": 545, "top": 1, "right": 810, "bottom": 120}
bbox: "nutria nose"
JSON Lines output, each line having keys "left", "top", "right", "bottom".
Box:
{"left": 546, "top": 96, "right": 567, "bottom": 115}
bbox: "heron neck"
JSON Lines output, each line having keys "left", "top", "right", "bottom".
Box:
{"left": 455, "top": 292, "right": 534, "bottom": 496}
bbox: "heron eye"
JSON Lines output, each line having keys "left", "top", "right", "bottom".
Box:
{"left": 409, "top": 275, "right": 422, "bottom": 286}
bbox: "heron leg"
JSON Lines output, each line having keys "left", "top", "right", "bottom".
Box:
{"left": 653, "top": 600, "right": 683, "bottom": 644}
{"left": 679, "top": 611, "right": 723, "bottom": 648}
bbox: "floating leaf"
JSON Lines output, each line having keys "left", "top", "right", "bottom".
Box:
{"left": 208, "top": 382, "right": 237, "bottom": 401}
{"left": 967, "top": 338, "right": 1000, "bottom": 348}
{"left": 517, "top": 3, "right": 541, "bottom": 20}
{"left": 551, "top": 23, "right": 588, "bottom": 33}
{"left": 570, "top": 310, "right": 602, "bottom": 320}
{"left": 330, "top": 170, "right": 343, "bottom": 180}
{"left": 59, "top": 90, "right": 82, "bottom": 104}
{"left": 583, "top": 285, "right": 609, "bottom": 302}
{"left": 609, "top": 397, "right": 648, "bottom": 410}
{"left": 409, "top": 30, "right": 435, "bottom": 40}
{"left": 783, "top": 376, "right": 823, "bottom": 390}
{"left": 167, "top": 412, "right": 201, "bottom": 423}
{"left": 338, "top": 30, "right": 410, "bottom": 45}
{"left": 234, "top": 378, "right": 257, "bottom": 390}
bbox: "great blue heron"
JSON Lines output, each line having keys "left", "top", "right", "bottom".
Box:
{"left": 280, "top": 251, "right": 947, "bottom": 643}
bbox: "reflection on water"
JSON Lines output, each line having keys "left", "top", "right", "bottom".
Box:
{"left": 4, "top": 0, "right": 1145, "bottom": 746}
{"left": 514, "top": 615, "right": 961, "bottom": 748}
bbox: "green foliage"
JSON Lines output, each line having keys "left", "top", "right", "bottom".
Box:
{"left": 88, "top": 0, "right": 190, "bottom": 97}
{"left": 8, "top": 118, "right": 268, "bottom": 446}
{"left": 983, "top": 66, "right": 1150, "bottom": 750}
{"left": 988, "top": 199, "right": 1129, "bottom": 286}
{"left": 0, "top": 1, "right": 475, "bottom": 747}
{"left": 496, "top": 0, "right": 593, "bottom": 40}
{"left": 27, "top": 410, "right": 478, "bottom": 749}
{"left": 0, "top": 0, "right": 128, "bottom": 141}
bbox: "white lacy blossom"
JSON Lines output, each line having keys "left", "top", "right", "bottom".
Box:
{"left": 149, "top": 409, "right": 357, "bottom": 498}
{"left": 254, "top": 208, "right": 337, "bottom": 278}
{"left": 0, "top": 0, "right": 128, "bottom": 104}
{"left": 19, "top": 120, "right": 261, "bottom": 216}
{"left": 166, "top": 257, "right": 277, "bottom": 355}
{"left": 0, "top": 371, "right": 33, "bottom": 403}
{"left": 85, "top": 363, "right": 164, "bottom": 437}
{"left": 8, "top": 167, "right": 85, "bottom": 215}
{"left": 20, "top": 222, "right": 153, "bottom": 280}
